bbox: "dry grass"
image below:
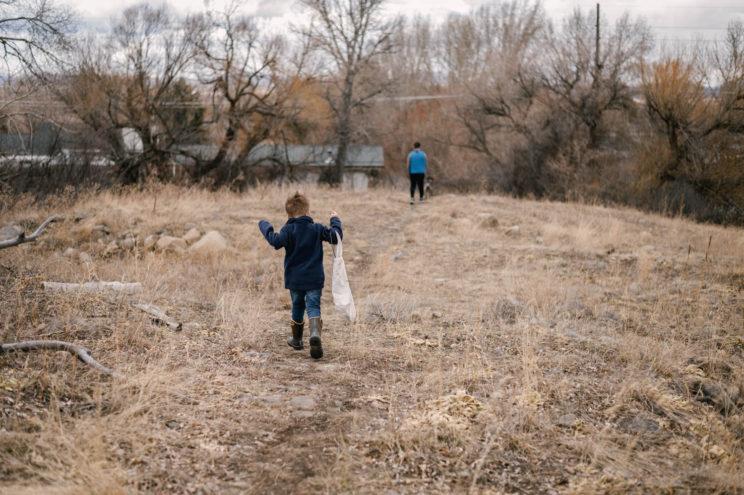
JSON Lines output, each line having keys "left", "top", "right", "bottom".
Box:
{"left": 1, "top": 185, "right": 742, "bottom": 494}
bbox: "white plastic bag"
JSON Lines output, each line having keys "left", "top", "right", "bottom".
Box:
{"left": 331, "top": 232, "right": 356, "bottom": 322}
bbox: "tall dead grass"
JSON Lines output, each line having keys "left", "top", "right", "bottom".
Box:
{"left": 0, "top": 185, "right": 742, "bottom": 493}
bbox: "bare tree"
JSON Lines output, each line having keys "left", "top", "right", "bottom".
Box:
{"left": 0, "top": 0, "right": 72, "bottom": 160}
{"left": 640, "top": 24, "right": 744, "bottom": 220}
{"left": 542, "top": 10, "right": 652, "bottom": 148}
{"left": 0, "top": 0, "right": 72, "bottom": 70}
{"left": 105, "top": 4, "right": 202, "bottom": 182}
{"left": 443, "top": 1, "right": 547, "bottom": 190}
{"left": 300, "top": 0, "right": 399, "bottom": 184}
{"left": 708, "top": 21, "right": 744, "bottom": 134}
{"left": 438, "top": 1, "right": 543, "bottom": 87}
{"left": 384, "top": 15, "right": 435, "bottom": 91}
{"left": 42, "top": 38, "right": 127, "bottom": 162}
{"left": 192, "top": 5, "right": 288, "bottom": 181}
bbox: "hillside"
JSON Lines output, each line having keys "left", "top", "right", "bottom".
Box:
{"left": 1, "top": 186, "right": 742, "bottom": 494}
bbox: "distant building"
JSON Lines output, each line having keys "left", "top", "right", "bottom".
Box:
{"left": 0, "top": 122, "right": 113, "bottom": 167}
{"left": 247, "top": 143, "right": 384, "bottom": 190}
{"left": 0, "top": 122, "right": 69, "bottom": 156}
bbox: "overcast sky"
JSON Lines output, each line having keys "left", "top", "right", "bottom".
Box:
{"left": 70, "top": 0, "right": 744, "bottom": 43}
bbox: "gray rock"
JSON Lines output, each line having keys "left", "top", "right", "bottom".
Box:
{"left": 189, "top": 231, "right": 228, "bottom": 254}
{"left": 104, "top": 240, "right": 119, "bottom": 256}
{"left": 259, "top": 394, "right": 284, "bottom": 405}
{"left": 63, "top": 247, "right": 79, "bottom": 258}
{"left": 584, "top": 260, "right": 609, "bottom": 272}
{"left": 483, "top": 297, "right": 524, "bottom": 324}
{"left": 686, "top": 377, "right": 740, "bottom": 415}
{"left": 92, "top": 224, "right": 111, "bottom": 235}
{"left": 243, "top": 351, "right": 270, "bottom": 362}
{"left": 182, "top": 228, "right": 202, "bottom": 244}
{"left": 479, "top": 215, "right": 499, "bottom": 229}
{"left": 556, "top": 413, "right": 578, "bottom": 428}
{"left": 391, "top": 250, "right": 406, "bottom": 261}
{"left": 120, "top": 237, "right": 136, "bottom": 249}
{"left": 563, "top": 298, "right": 593, "bottom": 319}
{"left": 289, "top": 395, "right": 317, "bottom": 410}
{"left": 157, "top": 235, "right": 187, "bottom": 253}
{"left": 72, "top": 211, "right": 90, "bottom": 222}
{"left": 618, "top": 414, "right": 660, "bottom": 434}
{"left": 600, "top": 310, "right": 621, "bottom": 322}
{"left": 144, "top": 234, "right": 159, "bottom": 250}
{"left": 505, "top": 225, "right": 521, "bottom": 236}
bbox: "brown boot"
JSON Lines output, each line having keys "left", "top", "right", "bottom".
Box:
{"left": 309, "top": 317, "right": 323, "bottom": 359}
{"left": 288, "top": 320, "right": 304, "bottom": 350}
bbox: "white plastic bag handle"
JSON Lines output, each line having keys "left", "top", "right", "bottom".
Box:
{"left": 332, "top": 229, "right": 343, "bottom": 258}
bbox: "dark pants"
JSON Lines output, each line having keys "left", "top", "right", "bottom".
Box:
{"left": 410, "top": 173, "right": 425, "bottom": 199}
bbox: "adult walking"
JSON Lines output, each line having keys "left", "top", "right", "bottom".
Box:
{"left": 407, "top": 142, "right": 428, "bottom": 204}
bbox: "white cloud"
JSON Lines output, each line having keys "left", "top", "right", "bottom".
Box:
{"left": 67, "top": 0, "right": 744, "bottom": 43}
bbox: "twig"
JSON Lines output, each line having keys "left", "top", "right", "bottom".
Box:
{"left": 705, "top": 235, "right": 712, "bottom": 262}
{"left": 0, "top": 215, "right": 62, "bottom": 250}
{"left": 469, "top": 432, "right": 495, "bottom": 494}
{"left": 133, "top": 303, "right": 182, "bottom": 331}
{"left": 0, "top": 340, "right": 118, "bottom": 376}
{"left": 42, "top": 281, "right": 143, "bottom": 294}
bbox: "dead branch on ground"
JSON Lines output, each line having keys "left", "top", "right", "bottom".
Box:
{"left": 133, "top": 303, "right": 183, "bottom": 331}
{"left": 0, "top": 340, "right": 118, "bottom": 376}
{"left": 0, "top": 215, "right": 63, "bottom": 250}
{"left": 42, "top": 281, "right": 143, "bottom": 294}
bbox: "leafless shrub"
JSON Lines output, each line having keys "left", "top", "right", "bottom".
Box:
{"left": 363, "top": 292, "right": 419, "bottom": 323}
{"left": 638, "top": 23, "right": 744, "bottom": 224}
{"left": 481, "top": 297, "right": 525, "bottom": 325}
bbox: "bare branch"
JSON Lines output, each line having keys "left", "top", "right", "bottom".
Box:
{"left": 0, "top": 215, "right": 62, "bottom": 250}
{"left": 42, "top": 281, "right": 144, "bottom": 294}
{"left": 133, "top": 303, "right": 182, "bottom": 331}
{"left": 0, "top": 340, "right": 118, "bottom": 376}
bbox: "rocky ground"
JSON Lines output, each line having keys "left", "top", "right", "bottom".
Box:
{"left": 0, "top": 186, "right": 742, "bottom": 494}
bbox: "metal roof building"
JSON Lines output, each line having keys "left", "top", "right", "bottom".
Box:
{"left": 246, "top": 144, "right": 384, "bottom": 169}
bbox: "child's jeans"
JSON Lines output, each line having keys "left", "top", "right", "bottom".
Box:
{"left": 290, "top": 289, "right": 322, "bottom": 322}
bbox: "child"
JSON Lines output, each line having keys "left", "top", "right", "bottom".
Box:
{"left": 258, "top": 192, "right": 342, "bottom": 359}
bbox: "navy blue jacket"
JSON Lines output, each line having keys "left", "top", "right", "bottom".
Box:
{"left": 258, "top": 215, "right": 343, "bottom": 291}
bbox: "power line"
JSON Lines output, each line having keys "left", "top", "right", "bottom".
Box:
{"left": 655, "top": 38, "right": 723, "bottom": 43}
{"left": 574, "top": 1, "right": 744, "bottom": 9}
{"left": 651, "top": 26, "right": 732, "bottom": 31}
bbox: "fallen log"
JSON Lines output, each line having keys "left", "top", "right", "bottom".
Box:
{"left": 0, "top": 215, "right": 63, "bottom": 250}
{"left": 0, "top": 340, "right": 118, "bottom": 376}
{"left": 133, "top": 303, "right": 182, "bottom": 331}
{"left": 42, "top": 281, "right": 143, "bottom": 294}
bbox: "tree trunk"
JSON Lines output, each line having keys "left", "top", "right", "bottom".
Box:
{"left": 197, "top": 108, "right": 239, "bottom": 181}
{"left": 335, "top": 124, "right": 350, "bottom": 186}
{"left": 332, "top": 80, "right": 355, "bottom": 185}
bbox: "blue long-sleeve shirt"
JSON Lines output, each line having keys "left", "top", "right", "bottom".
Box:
{"left": 407, "top": 149, "right": 427, "bottom": 174}
{"left": 258, "top": 215, "right": 342, "bottom": 291}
